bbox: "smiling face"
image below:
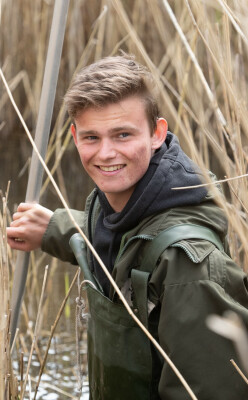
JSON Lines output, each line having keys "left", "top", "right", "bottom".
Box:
{"left": 71, "top": 96, "right": 167, "bottom": 211}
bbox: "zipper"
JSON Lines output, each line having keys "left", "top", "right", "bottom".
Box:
{"left": 171, "top": 243, "right": 199, "bottom": 263}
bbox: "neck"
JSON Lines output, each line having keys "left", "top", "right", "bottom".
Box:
{"left": 105, "top": 189, "right": 134, "bottom": 212}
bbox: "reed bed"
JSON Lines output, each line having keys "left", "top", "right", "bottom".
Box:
{"left": 1, "top": 0, "right": 248, "bottom": 397}
{"left": 1, "top": 0, "right": 248, "bottom": 266}
{"left": 0, "top": 189, "right": 19, "bottom": 399}
{"left": 0, "top": 190, "right": 86, "bottom": 399}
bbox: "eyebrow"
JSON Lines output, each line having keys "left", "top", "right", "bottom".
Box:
{"left": 77, "top": 129, "right": 98, "bottom": 137}
{"left": 77, "top": 125, "right": 138, "bottom": 136}
{"left": 109, "top": 125, "right": 138, "bottom": 133}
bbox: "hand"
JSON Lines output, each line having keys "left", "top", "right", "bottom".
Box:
{"left": 6, "top": 203, "right": 53, "bottom": 252}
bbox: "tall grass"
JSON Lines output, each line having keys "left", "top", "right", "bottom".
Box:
{"left": 1, "top": 0, "right": 248, "bottom": 396}
{"left": 0, "top": 189, "right": 83, "bottom": 399}
{"left": 0, "top": 189, "right": 19, "bottom": 399}
{"left": 1, "top": 0, "right": 247, "bottom": 266}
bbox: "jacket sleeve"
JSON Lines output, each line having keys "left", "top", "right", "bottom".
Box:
{"left": 41, "top": 208, "right": 86, "bottom": 264}
{"left": 149, "top": 241, "right": 248, "bottom": 400}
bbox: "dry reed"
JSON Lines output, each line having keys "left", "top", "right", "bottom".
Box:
{"left": 0, "top": 188, "right": 19, "bottom": 399}
{"left": 1, "top": 0, "right": 248, "bottom": 267}
{"left": 1, "top": 0, "right": 248, "bottom": 397}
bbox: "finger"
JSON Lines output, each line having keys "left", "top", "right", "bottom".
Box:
{"left": 12, "top": 211, "right": 26, "bottom": 221}
{"left": 17, "top": 202, "right": 37, "bottom": 212}
{"left": 7, "top": 227, "right": 26, "bottom": 250}
{"left": 6, "top": 226, "right": 25, "bottom": 239}
{"left": 7, "top": 236, "right": 28, "bottom": 251}
{"left": 10, "top": 216, "right": 29, "bottom": 228}
{"left": 12, "top": 203, "right": 35, "bottom": 221}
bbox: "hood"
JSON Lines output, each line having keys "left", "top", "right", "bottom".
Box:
{"left": 91, "top": 132, "right": 227, "bottom": 296}
{"left": 100, "top": 132, "right": 208, "bottom": 232}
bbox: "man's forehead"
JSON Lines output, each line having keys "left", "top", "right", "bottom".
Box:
{"left": 75, "top": 124, "right": 140, "bottom": 136}
{"left": 74, "top": 96, "right": 146, "bottom": 121}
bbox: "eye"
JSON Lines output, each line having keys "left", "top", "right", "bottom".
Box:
{"left": 119, "top": 132, "right": 129, "bottom": 138}
{"left": 86, "top": 135, "right": 98, "bottom": 141}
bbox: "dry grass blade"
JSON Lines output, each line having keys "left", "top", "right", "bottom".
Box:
{"left": 162, "top": 0, "right": 226, "bottom": 127}
{"left": 33, "top": 268, "right": 80, "bottom": 400}
{"left": 172, "top": 173, "right": 248, "bottom": 190}
{"left": 216, "top": 0, "right": 248, "bottom": 47}
{"left": 230, "top": 359, "right": 248, "bottom": 385}
{"left": 0, "top": 189, "right": 19, "bottom": 400}
{"left": 30, "top": 375, "right": 80, "bottom": 399}
{"left": 20, "top": 265, "right": 49, "bottom": 400}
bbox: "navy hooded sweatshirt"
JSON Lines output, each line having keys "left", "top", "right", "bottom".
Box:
{"left": 92, "top": 132, "right": 208, "bottom": 295}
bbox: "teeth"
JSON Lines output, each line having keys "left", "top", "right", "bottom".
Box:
{"left": 99, "top": 165, "right": 124, "bottom": 172}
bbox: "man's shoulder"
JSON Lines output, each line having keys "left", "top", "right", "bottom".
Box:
{"left": 130, "top": 196, "right": 225, "bottom": 238}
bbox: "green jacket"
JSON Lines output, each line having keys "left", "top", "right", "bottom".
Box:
{"left": 42, "top": 189, "right": 248, "bottom": 399}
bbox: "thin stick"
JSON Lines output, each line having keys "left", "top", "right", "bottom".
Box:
{"left": 162, "top": 0, "right": 226, "bottom": 127}
{"left": 20, "top": 352, "right": 24, "bottom": 393}
{"left": 21, "top": 302, "right": 43, "bottom": 365}
{"left": 227, "top": 178, "right": 248, "bottom": 216}
{"left": 33, "top": 268, "right": 80, "bottom": 400}
{"left": 1, "top": 68, "right": 198, "bottom": 400}
{"left": 184, "top": 0, "right": 248, "bottom": 141}
{"left": 28, "top": 375, "right": 32, "bottom": 400}
{"left": 230, "top": 359, "right": 248, "bottom": 385}
{"left": 111, "top": 0, "right": 189, "bottom": 146}
{"left": 172, "top": 173, "right": 248, "bottom": 190}
{"left": 20, "top": 266, "right": 49, "bottom": 400}
{"left": 10, "top": 328, "right": 19, "bottom": 355}
{"left": 30, "top": 375, "right": 80, "bottom": 399}
{"left": 216, "top": 0, "right": 248, "bottom": 47}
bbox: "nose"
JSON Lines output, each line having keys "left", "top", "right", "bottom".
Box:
{"left": 98, "top": 138, "right": 117, "bottom": 160}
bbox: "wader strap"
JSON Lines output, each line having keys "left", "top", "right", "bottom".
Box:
{"left": 131, "top": 269, "right": 150, "bottom": 328}
{"left": 131, "top": 224, "right": 224, "bottom": 327}
{"left": 140, "top": 224, "right": 224, "bottom": 274}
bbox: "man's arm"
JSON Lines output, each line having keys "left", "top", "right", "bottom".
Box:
{"left": 149, "top": 246, "right": 248, "bottom": 400}
{"left": 7, "top": 203, "right": 86, "bottom": 264}
{"left": 7, "top": 203, "right": 53, "bottom": 252}
{"left": 41, "top": 208, "right": 86, "bottom": 263}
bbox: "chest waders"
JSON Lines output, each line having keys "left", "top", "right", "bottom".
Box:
{"left": 70, "top": 235, "right": 153, "bottom": 400}
{"left": 70, "top": 224, "right": 224, "bottom": 400}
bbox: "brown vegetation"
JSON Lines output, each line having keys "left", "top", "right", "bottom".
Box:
{"left": 1, "top": 0, "right": 247, "bottom": 266}
{"left": 0, "top": 189, "right": 19, "bottom": 399}
{"left": 1, "top": 0, "right": 248, "bottom": 397}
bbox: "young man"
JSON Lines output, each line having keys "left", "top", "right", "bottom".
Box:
{"left": 7, "top": 55, "right": 248, "bottom": 399}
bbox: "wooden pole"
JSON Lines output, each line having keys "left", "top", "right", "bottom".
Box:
{"left": 10, "top": 0, "right": 70, "bottom": 345}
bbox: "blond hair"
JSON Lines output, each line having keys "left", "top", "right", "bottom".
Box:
{"left": 64, "top": 54, "right": 159, "bottom": 133}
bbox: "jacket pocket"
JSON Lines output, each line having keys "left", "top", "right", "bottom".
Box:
{"left": 171, "top": 239, "right": 216, "bottom": 263}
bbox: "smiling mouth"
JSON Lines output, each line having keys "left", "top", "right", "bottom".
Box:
{"left": 98, "top": 164, "right": 125, "bottom": 172}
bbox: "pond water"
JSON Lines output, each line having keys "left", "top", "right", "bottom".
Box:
{"left": 11, "top": 256, "right": 90, "bottom": 399}
{"left": 13, "top": 333, "right": 89, "bottom": 399}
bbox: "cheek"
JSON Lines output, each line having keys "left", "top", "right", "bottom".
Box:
{"left": 137, "top": 143, "right": 152, "bottom": 163}
{"left": 130, "top": 145, "right": 152, "bottom": 175}
{"left": 76, "top": 145, "right": 91, "bottom": 167}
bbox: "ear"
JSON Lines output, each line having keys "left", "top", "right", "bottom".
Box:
{"left": 151, "top": 118, "right": 168, "bottom": 150}
{"left": 71, "top": 123, "right": 78, "bottom": 145}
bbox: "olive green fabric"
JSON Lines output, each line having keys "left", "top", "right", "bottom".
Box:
{"left": 87, "top": 286, "right": 152, "bottom": 400}
{"left": 42, "top": 189, "right": 248, "bottom": 399}
{"left": 149, "top": 246, "right": 248, "bottom": 399}
{"left": 130, "top": 224, "right": 224, "bottom": 328}
{"left": 70, "top": 233, "right": 153, "bottom": 400}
